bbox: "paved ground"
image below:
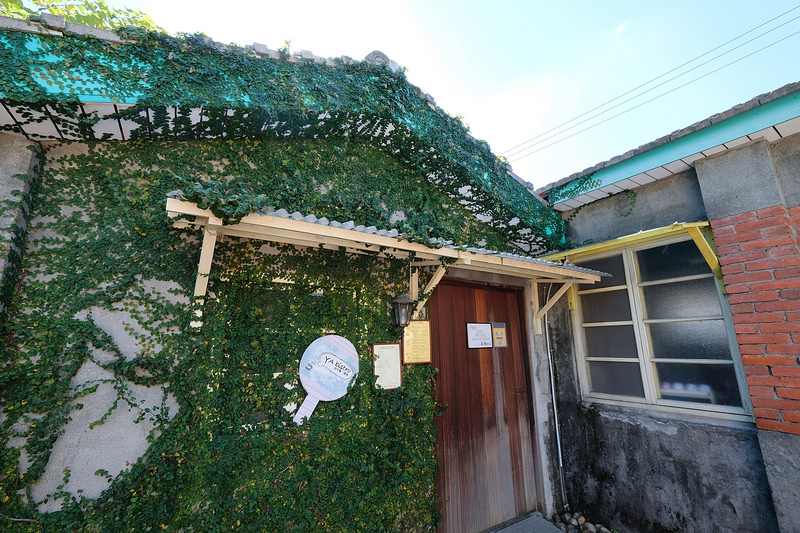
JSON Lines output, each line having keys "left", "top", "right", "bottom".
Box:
{"left": 490, "top": 512, "right": 562, "bottom": 533}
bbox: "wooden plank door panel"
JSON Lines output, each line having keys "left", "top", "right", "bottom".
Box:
{"left": 430, "top": 280, "right": 538, "bottom": 533}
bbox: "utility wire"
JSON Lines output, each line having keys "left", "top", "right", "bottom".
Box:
{"left": 505, "top": 15, "right": 800, "bottom": 161}
{"left": 509, "top": 28, "right": 800, "bottom": 163}
{"left": 500, "top": 4, "right": 800, "bottom": 158}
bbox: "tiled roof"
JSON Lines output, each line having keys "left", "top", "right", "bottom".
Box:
{"left": 538, "top": 80, "right": 800, "bottom": 201}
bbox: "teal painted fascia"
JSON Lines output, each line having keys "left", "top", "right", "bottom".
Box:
{"left": 558, "top": 91, "right": 800, "bottom": 202}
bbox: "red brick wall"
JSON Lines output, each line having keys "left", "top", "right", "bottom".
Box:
{"left": 711, "top": 205, "right": 800, "bottom": 435}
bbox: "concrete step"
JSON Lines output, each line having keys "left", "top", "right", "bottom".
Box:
{"left": 490, "top": 512, "right": 563, "bottom": 533}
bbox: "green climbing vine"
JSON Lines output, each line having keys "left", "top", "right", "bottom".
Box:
{"left": 0, "top": 12, "right": 570, "bottom": 531}
{"left": 545, "top": 173, "right": 601, "bottom": 207}
{"left": 621, "top": 189, "right": 637, "bottom": 217}
{"left": 1, "top": 138, "right": 442, "bottom": 532}
{"left": 0, "top": 19, "right": 566, "bottom": 253}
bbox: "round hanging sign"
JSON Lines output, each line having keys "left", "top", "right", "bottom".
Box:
{"left": 293, "top": 335, "right": 359, "bottom": 425}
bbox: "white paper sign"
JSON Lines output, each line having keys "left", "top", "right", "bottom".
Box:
{"left": 467, "top": 323, "right": 493, "bottom": 348}
{"left": 373, "top": 343, "right": 401, "bottom": 390}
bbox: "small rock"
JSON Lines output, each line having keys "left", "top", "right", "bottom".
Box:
{"left": 581, "top": 523, "right": 596, "bottom": 533}
{"left": 556, "top": 524, "right": 568, "bottom": 533}
{"left": 569, "top": 517, "right": 579, "bottom": 527}
{"left": 598, "top": 527, "right": 613, "bottom": 533}
{"left": 562, "top": 513, "right": 573, "bottom": 525}
{"left": 578, "top": 515, "right": 586, "bottom": 525}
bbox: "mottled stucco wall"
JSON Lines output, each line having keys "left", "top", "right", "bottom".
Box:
{"left": 546, "top": 297, "right": 778, "bottom": 533}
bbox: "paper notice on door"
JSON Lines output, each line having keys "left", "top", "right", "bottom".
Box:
{"left": 467, "top": 322, "right": 493, "bottom": 348}
{"left": 492, "top": 322, "right": 507, "bottom": 347}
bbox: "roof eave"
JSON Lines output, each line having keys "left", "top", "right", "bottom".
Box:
{"left": 539, "top": 81, "right": 800, "bottom": 211}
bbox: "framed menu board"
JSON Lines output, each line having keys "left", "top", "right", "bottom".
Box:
{"left": 402, "top": 320, "right": 431, "bottom": 364}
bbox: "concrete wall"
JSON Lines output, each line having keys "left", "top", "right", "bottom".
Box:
{"left": 565, "top": 169, "right": 706, "bottom": 245}
{"left": 0, "top": 134, "right": 38, "bottom": 316}
{"left": 554, "top": 134, "right": 800, "bottom": 532}
{"left": 1, "top": 139, "right": 182, "bottom": 512}
{"left": 546, "top": 297, "right": 779, "bottom": 533}
{"left": 772, "top": 131, "right": 800, "bottom": 208}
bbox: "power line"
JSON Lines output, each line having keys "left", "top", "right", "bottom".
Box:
{"left": 508, "top": 27, "right": 800, "bottom": 164}
{"left": 505, "top": 14, "right": 800, "bottom": 161}
{"left": 500, "top": 4, "right": 800, "bottom": 159}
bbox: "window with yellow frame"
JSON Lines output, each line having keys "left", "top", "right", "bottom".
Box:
{"left": 568, "top": 234, "right": 751, "bottom": 417}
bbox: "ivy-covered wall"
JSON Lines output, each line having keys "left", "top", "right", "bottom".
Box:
{"left": 0, "top": 136, "right": 460, "bottom": 531}
{"left": 0, "top": 18, "right": 572, "bottom": 531}
{"left": 0, "top": 22, "right": 567, "bottom": 254}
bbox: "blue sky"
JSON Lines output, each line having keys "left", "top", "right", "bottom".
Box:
{"left": 107, "top": 0, "right": 800, "bottom": 188}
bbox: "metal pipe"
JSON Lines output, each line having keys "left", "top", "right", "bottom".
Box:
{"left": 544, "top": 283, "right": 569, "bottom": 512}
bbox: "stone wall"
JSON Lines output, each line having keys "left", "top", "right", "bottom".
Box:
{"left": 0, "top": 134, "right": 38, "bottom": 317}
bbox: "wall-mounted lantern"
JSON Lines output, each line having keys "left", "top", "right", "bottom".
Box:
{"left": 391, "top": 294, "right": 414, "bottom": 327}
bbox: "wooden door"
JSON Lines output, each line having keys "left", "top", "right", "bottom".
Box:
{"left": 429, "top": 280, "right": 539, "bottom": 533}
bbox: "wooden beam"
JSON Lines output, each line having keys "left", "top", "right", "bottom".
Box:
{"left": 532, "top": 282, "right": 542, "bottom": 335}
{"left": 532, "top": 282, "right": 575, "bottom": 334}
{"left": 193, "top": 224, "right": 219, "bottom": 299}
{"left": 236, "top": 211, "right": 461, "bottom": 261}
{"left": 166, "top": 198, "right": 601, "bottom": 283}
{"left": 686, "top": 226, "right": 723, "bottom": 280}
{"left": 452, "top": 257, "right": 599, "bottom": 282}
{"left": 410, "top": 269, "right": 419, "bottom": 301}
{"left": 166, "top": 198, "right": 216, "bottom": 219}
{"left": 189, "top": 216, "right": 222, "bottom": 328}
{"left": 534, "top": 283, "right": 571, "bottom": 322}
{"left": 412, "top": 264, "right": 447, "bottom": 320}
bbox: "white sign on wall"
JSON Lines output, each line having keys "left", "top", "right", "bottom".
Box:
{"left": 293, "top": 335, "right": 359, "bottom": 425}
{"left": 373, "top": 343, "right": 402, "bottom": 390}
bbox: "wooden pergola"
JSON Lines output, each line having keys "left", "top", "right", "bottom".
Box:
{"left": 166, "top": 198, "right": 602, "bottom": 332}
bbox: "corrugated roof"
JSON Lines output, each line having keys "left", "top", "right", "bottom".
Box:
{"left": 258, "top": 205, "right": 602, "bottom": 278}
{"left": 166, "top": 194, "right": 603, "bottom": 281}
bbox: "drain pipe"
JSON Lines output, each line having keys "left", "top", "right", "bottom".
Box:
{"left": 543, "top": 283, "right": 569, "bottom": 512}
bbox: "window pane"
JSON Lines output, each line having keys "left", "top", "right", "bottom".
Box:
{"left": 637, "top": 240, "right": 710, "bottom": 281}
{"left": 588, "top": 361, "right": 645, "bottom": 397}
{"left": 584, "top": 325, "right": 638, "bottom": 358}
{"left": 578, "top": 255, "right": 626, "bottom": 289}
{"left": 656, "top": 362, "right": 742, "bottom": 407}
{"left": 642, "top": 277, "right": 721, "bottom": 319}
{"left": 581, "top": 289, "right": 631, "bottom": 323}
{"left": 649, "top": 320, "right": 732, "bottom": 360}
